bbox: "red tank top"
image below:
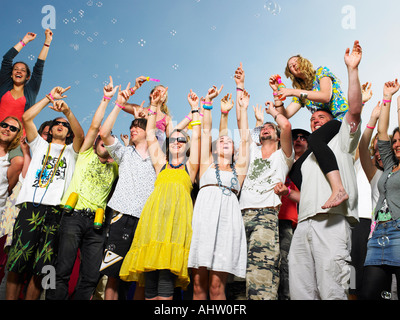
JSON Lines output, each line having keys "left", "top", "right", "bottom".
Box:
{"left": 0, "top": 90, "right": 26, "bottom": 123}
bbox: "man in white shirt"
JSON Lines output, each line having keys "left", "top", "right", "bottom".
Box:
{"left": 234, "top": 64, "right": 294, "bottom": 300}
{"left": 288, "top": 41, "right": 363, "bottom": 300}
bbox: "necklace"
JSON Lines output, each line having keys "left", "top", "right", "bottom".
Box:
{"left": 215, "top": 162, "right": 238, "bottom": 196}
{"left": 169, "top": 161, "right": 185, "bottom": 169}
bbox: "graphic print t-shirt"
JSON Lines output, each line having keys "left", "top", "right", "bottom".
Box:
{"left": 16, "top": 135, "right": 78, "bottom": 207}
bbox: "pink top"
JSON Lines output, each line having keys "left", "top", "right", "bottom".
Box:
{"left": 156, "top": 116, "right": 167, "bottom": 132}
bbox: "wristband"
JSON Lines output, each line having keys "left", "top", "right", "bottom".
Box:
{"left": 366, "top": 125, "right": 375, "bottom": 129}
{"left": 48, "top": 93, "right": 54, "bottom": 101}
{"left": 148, "top": 109, "right": 157, "bottom": 115}
{"left": 203, "top": 105, "right": 213, "bottom": 110}
{"left": 190, "top": 120, "right": 201, "bottom": 126}
{"left": 199, "top": 113, "right": 204, "bottom": 117}
{"left": 116, "top": 103, "right": 125, "bottom": 109}
{"left": 130, "top": 88, "right": 135, "bottom": 95}
{"left": 44, "top": 43, "right": 50, "bottom": 47}
{"left": 273, "top": 92, "right": 278, "bottom": 96}
{"left": 287, "top": 185, "right": 291, "bottom": 196}
{"left": 221, "top": 110, "right": 229, "bottom": 114}
{"left": 236, "top": 87, "right": 244, "bottom": 92}
{"left": 191, "top": 109, "right": 199, "bottom": 113}
{"left": 203, "top": 101, "right": 212, "bottom": 106}
{"left": 382, "top": 99, "right": 391, "bottom": 103}
{"left": 185, "top": 116, "right": 192, "bottom": 122}
{"left": 103, "top": 96, "right": 111, "bottom": 100}
{"left": 19, "top": 40, "right": 26, "bottom": 47}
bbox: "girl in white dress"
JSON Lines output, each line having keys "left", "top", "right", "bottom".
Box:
{"left": 188, "top": 87, "right": 251, "bottom": 300}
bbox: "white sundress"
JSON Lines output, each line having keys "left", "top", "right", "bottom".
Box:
{"left": 188, "top": 165, "right": 247, "bottom": 279}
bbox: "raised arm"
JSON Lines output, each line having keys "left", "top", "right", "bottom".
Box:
{"left": 359, "top": 102, "right": 381, "bottom": 181}
{"left": 234, "top": 62, "right": 245, "bottom": 128}
{"left": 187, "top": 90, "right": 201, "bottom": 182}
{"left": 80, "top": 76, "right": 118, "bottom": 152}
{"left": 236, "top": 90, "right": 251, "bottom": 184}
{"left": 378, "top": 80, "right": 400, "bottom": 141}
{"left": 265, "top": 101, "right": 293, "bottom": 158}
{"left": 37, "top": 29, "right": 53, "bottom": 61}
{"left": 344, "top": 40, "right": 363, "bottom": 132}
{"left": 147, "top": 86, "right": 168, "bottom": 172}
{"left": 219, "top": 93, "right": 234, "bottom": 137}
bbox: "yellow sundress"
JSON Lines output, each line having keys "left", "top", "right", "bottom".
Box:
{"left": 119, "top": 165, "right": 193, "bottom": 289}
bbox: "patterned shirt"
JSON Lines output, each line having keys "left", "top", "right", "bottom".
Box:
{"left": 105, "top": 138, "right": 156, "bottom": 218}
{"left": 292, "top": 66, "right": 349, "bottom": 121}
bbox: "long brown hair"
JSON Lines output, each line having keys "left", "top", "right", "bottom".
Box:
{"left": 284, "top": 55, "right": 316, "bottom": 90}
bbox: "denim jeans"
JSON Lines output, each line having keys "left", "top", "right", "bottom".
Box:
{"left": 46, "top": 211, "right": 107, "bottom": 300}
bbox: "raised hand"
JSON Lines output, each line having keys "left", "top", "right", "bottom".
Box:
{"left": 205, "top": 85, "right": 223, "bottom": 101}
{"left": 361, "top": 82, "right": 373, "bottom": 104}
{"left": 274, "top": 182, "right": 289, "bottom": 196}
{"left": 49, "top": 100, "right": 70, "bottom": 114}
{"left": 265, "top": 100, "right": 278, "bottom": 117}
{"left": 344, "top": 40, "right": 362, "bottom": 70}
{"left": 44, "top": 28, "right": 53, "bottom": 44}
{"left": 234, "top": 62, "right": 245, "bottom": 87}
{"left": 252, "top": 103, "right": 264, "bottom": 124}
{"left": 221, "top": 93, "right": 234, "bottom": 113}
{"left": 116, "top": 82, "right": 131, "bottom": 106}
{"left": 238, "top": 90, "right": 250, "bottom": 109}
{"left": 187, "top": 89, "right": 199, "bottom": 109}
{"left": 150, "top": 86, "right": 168, "bottom": 106}
{"left": 134, "top": 76, "right": 147, "bottom": 92}
{"left": 269, "top": 74, "right": 280, "bottom": 92}
{"left": 383, "top": 79, "right": 400, "bottom": 99}
{"left": 49, "top": 86, "right": 71, "bottom": 104}
{"left": 103, "top": 76, "right": 119, "bottom": 98}
{"left": 22, "top": 32, "right": 37, "bottom": 44}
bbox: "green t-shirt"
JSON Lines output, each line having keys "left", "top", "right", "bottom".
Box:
{"left": 61, "top": 147, "right": 118, "bottom": 211}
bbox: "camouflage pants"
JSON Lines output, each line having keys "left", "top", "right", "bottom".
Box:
{"left": 242, "top": 207, "right": 280, "bottom": 300}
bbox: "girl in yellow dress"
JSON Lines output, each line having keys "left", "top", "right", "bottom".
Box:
{"left": 120, "top": 85, "right": 221, "bottom": 299}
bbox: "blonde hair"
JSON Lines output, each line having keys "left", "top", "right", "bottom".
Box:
{"left": 149, "top": 85, "right": 171, "bottom": 116}
{"left": 285, "top": 55, "right": 316, "bottom": 90}
{"left": 2, "top": 116, "right": 23, "bottom": 152}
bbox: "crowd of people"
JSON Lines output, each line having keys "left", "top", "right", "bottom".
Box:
{"left": 0, "top": 29, "right": 399, "bottom": 301}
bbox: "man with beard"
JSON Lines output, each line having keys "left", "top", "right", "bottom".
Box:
{"left": 46, "top": 78, "right": 119, "bottom": 300}
{"left": 234, "top": 62, "right": 294, "bottom": 300}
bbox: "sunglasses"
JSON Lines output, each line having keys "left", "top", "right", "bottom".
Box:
{"left": 169, "top": 137, "right": 187, "bottom": 144}
{"left": 293, "top": 134, "right": 307, "bottom": 142}
{"left": 0, "top": 122, "right": 20, "bottom": 132}
{"left": 53, "top": 120, "right": 70, "bottom": 128}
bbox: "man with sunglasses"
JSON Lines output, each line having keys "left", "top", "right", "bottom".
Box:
{"left": 5, "top": 87, "right": 84, "bottom": 300}
{"left": 98, "top": 78, "right": 156, "bottom": 300}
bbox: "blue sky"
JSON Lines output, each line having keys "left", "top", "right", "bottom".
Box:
{"left": 1, "top": 0, "right": 400, "bottom": 141}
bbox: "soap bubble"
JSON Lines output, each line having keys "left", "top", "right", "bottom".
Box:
{"left": 264, "top": 1, "right": 281, "bottom": 15}
{"left": 28, "top": 54, "right": 35, "bottom": 61}
{"left": 170, "top": 29, "right": 177, "bottom": 36}
{"left": 16, "top": 19, "right": 22, "bottom": 24}
{"left": 111, "top": 18, "right": 117, "bottom": 24}
{"left": 378, "top": 236, "right": 390, "bottom": 247}
{"left": 138, "top": 39, "right": 146, "bottom": 47}
{"left": 381, "top": 291, "right": 392, "bottom": 299}
{"left": 172, "top": 64, "right": 179, "bottom": 70}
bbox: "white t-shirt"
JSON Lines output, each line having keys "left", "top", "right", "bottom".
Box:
{"left": 16, "top": 135, "right": 78, "bottom": 207}
{"left": 355, "top": 158, "right": 372, "bottom": 219}
{"left": 0, "top": 153, "right": 10, "bottom": 212}
{"left": 299, "top": 117, "right": 361, "bottom": 224}
{"left": 240, "top": 142, "right": 294, "bottom": 210}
